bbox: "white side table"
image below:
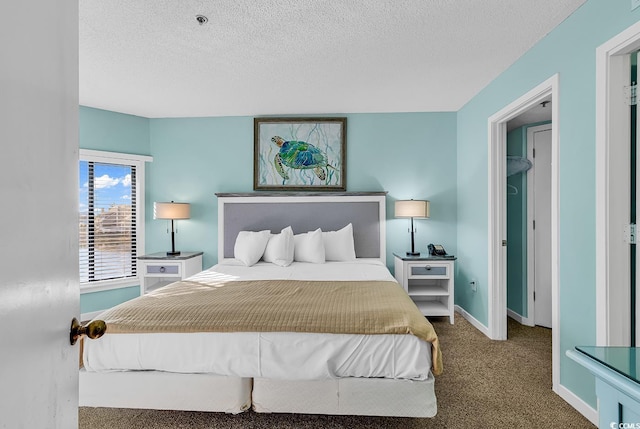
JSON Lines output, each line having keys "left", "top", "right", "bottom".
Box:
{"left": 138, "top": 251, "right": 203, "bottom": 295}
{"left": 394, "top": 253, "right": 456, "bottom": 324}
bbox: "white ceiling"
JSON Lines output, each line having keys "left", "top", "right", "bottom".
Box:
{"left": 79, "top": 0, "right": 585, "bottom": 119}
{"left": 508, "top": 96, "right": 553, "bottom": 132}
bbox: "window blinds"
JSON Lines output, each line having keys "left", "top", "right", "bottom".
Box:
{"left": 79, "top": 161, "right": 137, "bottom": 283}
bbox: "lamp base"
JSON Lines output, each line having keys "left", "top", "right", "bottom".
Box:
{"left": 406, "top": 251, "right": 421, "bottom": 256}
{"left": 166, "top": 251, "right": 181, "bottom": 256}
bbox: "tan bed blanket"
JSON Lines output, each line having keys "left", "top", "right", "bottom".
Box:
{"left": 97, "top": 278, "right": 443, "bottom": 375}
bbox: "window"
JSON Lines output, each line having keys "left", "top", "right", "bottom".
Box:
{"left": 79, "top": 150, "right": 152, "bottom": 291}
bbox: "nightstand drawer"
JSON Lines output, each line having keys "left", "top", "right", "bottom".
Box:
{"left": 409, "top": 264, "right": 448, "bottom": 277}
{"left": 138, "top": 252, "right": 203, "bottom": 295}
{"left": 146, "top": 264, "right": 180, "bottom": 275}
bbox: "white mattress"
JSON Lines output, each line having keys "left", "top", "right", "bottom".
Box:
{"left": 83, "top": 259, "right": 432, "bottom": 381}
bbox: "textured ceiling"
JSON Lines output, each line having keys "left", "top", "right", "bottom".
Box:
{"left": 79, "top": 0, "right": 585, "bottom": 118}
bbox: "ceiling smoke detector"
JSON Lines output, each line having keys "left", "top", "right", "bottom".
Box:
{"left": 195, "top": 15, "right": 208, "bottom": 25}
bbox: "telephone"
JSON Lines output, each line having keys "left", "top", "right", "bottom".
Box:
{"left": 428, "top": 243, "right": 447, "bottom": 256}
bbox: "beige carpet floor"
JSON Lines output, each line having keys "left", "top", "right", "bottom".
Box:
{"left": 79, "top": 315, "right": 595, "bottom": 428}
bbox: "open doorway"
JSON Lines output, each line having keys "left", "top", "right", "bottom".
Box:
{"left": 487, "top": 74, "right": 560, "bottom": 393}
{"left": 505, "top": 106, "right": 552, "bottom": 329}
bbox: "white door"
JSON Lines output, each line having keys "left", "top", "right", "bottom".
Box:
{"left": 529, "top": 126, "right": 553, "bottom": 328}
{"left": 0, "top": 1, "right": 79, "bottom": 427}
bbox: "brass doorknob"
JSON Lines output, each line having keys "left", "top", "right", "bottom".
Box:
{"left": 70, "top": 317, "right": 107, "bottom": 345}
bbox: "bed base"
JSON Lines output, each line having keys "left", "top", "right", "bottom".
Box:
{"left": 80, "top": 369, "right": 435, "bottom": 417}
{"left": 79, "top": 369, "right": 251, "bottom": 413}
{"left": 252, "top": 376, "right": 436, "bottom": 417}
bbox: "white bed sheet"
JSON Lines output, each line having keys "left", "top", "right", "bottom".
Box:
{"left": 83, "top": 259, "right": 432, "bottom": 381}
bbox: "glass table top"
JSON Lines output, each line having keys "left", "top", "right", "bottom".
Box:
{"left": 576, "top": 346, "right": 640, "bottom": 384}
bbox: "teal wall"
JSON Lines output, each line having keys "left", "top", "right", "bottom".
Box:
{"left": 146, "top": 113, "right": 458, "bottom": 270}
{"left": 79, "top": 106, "right": 150, "bottom": 155}
{"left": 80, "top": 286, "right": 140, "bottom": 314}
{"left": 456, "top": 0, "right": 640, "bottom": 407}
{"left": 78, "top": 106, "right": 150, "bottom": 314}
{"left": 506, "top": 126, "right": 528, "bottom": 317}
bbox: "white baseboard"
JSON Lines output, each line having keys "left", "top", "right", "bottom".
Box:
{"left": 506, "top": 309, "right": 534, "bottom": 326}
{"left": 80, "top": 310, "right": 104, "bottom": 322}
{"left": 455, "top": 305, "right": 491, "bottom": 338}
{"left": 557, "top": 384, "right": 598, "bottom": 426}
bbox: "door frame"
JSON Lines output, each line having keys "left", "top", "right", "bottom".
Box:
{"left": 595, "top": 21, "right": 640, "bottom": 346}
{"left": 527, "top": 123, "right": 553, "bottom": 327}
{"left": 487, "top": 74, "right": 559, "bottom": 392}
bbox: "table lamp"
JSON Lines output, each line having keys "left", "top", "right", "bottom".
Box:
{"left": 395, "top": 199, "right": 430, "bottom": 256}
{"left": 154, "top": 201, "right": 190, "bottom": 256}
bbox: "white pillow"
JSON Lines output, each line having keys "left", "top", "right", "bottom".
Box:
{"left": 263, "top": 226, "right": 294, "bottom": 267}
{"left": 293, "top": 228, "right": 326, "bottom": 263}
{"left": 322, "top": 223, "right": 356, "bottom": 261}
{"left": 233, "top": 230, "right": 271, "bottom": 266}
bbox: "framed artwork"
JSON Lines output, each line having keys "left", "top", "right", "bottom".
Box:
{"left": 254, "top": 117, "right": 346, "bottom": 191}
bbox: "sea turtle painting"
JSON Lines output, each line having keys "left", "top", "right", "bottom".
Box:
{"left": 271, "top": 136, "right": 331, "bottom": 181}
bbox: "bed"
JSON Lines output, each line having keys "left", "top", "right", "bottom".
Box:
{"left": 80, "top": 193, "right": 441, "bottom": 417}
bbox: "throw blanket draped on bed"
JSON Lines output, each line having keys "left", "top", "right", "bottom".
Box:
{"left": 97, "top": 279, "right": 443, "bottom": 375}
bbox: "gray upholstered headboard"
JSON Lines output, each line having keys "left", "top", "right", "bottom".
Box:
{"left": 216, "top": 193, "right": 386, "bottom": 263}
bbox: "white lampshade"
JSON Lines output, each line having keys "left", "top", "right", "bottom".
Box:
{"left": 395, "top": 200, "right": 430, "bottom": 218}
{"left": 154, "top": 202, "right": 191, "bottom": 220}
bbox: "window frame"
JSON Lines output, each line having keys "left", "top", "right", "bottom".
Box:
{"left": 79, "top": 149, "right": 152, "bottom": 293}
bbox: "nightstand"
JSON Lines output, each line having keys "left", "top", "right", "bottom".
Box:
{"left": 394, "top": 253, "right": 456, "bottom": 324}
{"left": 138, "top": 251, "right": 203, "bottom": 295}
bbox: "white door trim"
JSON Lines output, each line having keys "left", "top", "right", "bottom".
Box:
{"left": 487, "top": 74, "right": 560, "bottom": 393}
{"left": 595, "top": 21, "right": 640, "bottom": 346}
{"left": 636, "top": 56, "right": 640, "bottom": 347}
{"left": 527, "top": 124, "right": 553, "bottom": 327}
